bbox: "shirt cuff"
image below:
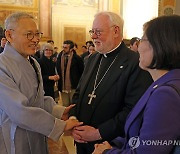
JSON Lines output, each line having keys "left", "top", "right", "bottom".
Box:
{"left": 52, "top": 105, "right": 66, "bottom": 119}
{"left": 48, "top": 118, "right": 66, "bottom": 141}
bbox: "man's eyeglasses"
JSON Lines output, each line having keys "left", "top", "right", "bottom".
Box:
{"left": 10, "top": 29, "right": 43, "bottom": 40}
{"left": 89, "top": 29, "right": 102, "bottom": 36}
{"left": 62, "top": 46, "right": 68, "bottom": 49}
{"left": 89, "top": 25, "right": 117, "bottom": 37}
{"left": 25, "top": 32, "right": 43, "bottom": 40}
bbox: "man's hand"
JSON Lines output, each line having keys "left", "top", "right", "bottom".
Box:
{"left": 72, "top": 125, "right": 101, "bottom": 143}
{"left": 92, "top": 141, "right": 112, "bottom": 154}
{"left": 64, "top": 119, "right": 83, "bottom": 131}
{"left": 61, "top": 104, "right": 75, "bottom": 120}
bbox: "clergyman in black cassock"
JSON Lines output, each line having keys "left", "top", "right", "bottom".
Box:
{"left": 70, "top": 11, "right": 153, "bottom": 154}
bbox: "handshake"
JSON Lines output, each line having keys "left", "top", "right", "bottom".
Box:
{"left": 62, "top": 104, "right": 83, "bottom": 132}
{"left": 62, "top": 104, "right": 101, "bottom": 143}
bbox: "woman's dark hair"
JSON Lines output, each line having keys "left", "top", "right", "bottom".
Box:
{"left": 144, "top": 15, "right": 180, "bottom": 70}
{"left": 86, "top": 41, "right": 93, "bottom": 46}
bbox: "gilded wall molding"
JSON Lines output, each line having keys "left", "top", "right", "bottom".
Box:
{"left": 0, "top": 0, "right": 39, "bottom": 28}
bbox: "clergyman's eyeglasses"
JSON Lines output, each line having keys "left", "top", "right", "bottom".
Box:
{"left": 89, "top": 29, "right": 102, "bottom": 36}
{"left": 89, "top": 25, "right": 117, "bottom": 37}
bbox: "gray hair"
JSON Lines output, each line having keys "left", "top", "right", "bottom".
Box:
{"left": 41, "top": 43, "right": 53, "bottom": 51}
{"left": 95, "top": 11, "right": 124, "bottom": 36}
{"left": 5, "top": 12, "right": 35, "bottom": 30}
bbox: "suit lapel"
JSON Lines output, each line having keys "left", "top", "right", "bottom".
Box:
{"left": 80, "top": 54, "right": 101, "bottom": 96}
{"left": 125, "top": 90, "right": 151, "bottom": 130}
{"left": 124, "top": 70, "right": 180, "bottom": 134}
{"left": 91, "top": 43, "right": 128, "bottom": 110}
{"left": 76, "top": 54, "right": 101, "bottom": 113}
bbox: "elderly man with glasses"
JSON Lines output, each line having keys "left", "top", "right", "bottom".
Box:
{"left": 69, "top": 11, "right": 153, "bottom": 154}
{"left": 0, "top": 12, "right": 82, "bottom": 154}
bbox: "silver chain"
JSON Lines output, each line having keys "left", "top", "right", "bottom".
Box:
{"left": 93, "top": 54, "right": 119, "bottom": 92}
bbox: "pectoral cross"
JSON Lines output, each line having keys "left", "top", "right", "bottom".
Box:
{"left": 88, "top": 90, "right": 96, "bottom": 105}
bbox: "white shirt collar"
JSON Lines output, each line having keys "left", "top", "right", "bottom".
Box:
{"left": 98, "top": 42, "right": 122, "bottom": 58}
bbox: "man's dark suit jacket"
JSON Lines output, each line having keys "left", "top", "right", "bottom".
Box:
{"left": 70, "top": 42, "right": 153, "bottom": 141}
{"left": 56, "top": 51, "right": 84, "bottom": 92}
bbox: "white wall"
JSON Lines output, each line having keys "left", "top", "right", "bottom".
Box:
{"left": 52, "top": 4, "right": 98, "bottom": 50}
{"left": 122, "top": 0, "right": 159, "bottom": 39}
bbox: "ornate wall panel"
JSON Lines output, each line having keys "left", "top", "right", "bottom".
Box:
{"left": 159, "top": 0, "right": 176, "bottom": 16}
{"left": 0, "top": 0, "right": 39, "bottom": 28}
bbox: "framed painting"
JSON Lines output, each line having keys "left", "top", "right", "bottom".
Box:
{"left": 0, "top": 0, "right": 39, "bottom": 28}
{"left": 159, "top": 0, "right": 176, "bottom": 16}
{"left": 0, "top": 0, "right": 37, "bottom": 7}
{"left": 52, "top": 0, "right": 98, "bottom": 7}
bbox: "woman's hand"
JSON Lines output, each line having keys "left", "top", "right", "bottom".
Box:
{"left": 54, "top": 75, "right": 59, "bottom": 81}
{"left": 92, "top": 141, "right": 112, "bottom": 154}
{"left": 49, "top": 75, "right": 60, "bottom": 81}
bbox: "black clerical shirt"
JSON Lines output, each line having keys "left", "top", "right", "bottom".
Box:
{"left": 78, "top": 49, "right": 120, "bottom": 124}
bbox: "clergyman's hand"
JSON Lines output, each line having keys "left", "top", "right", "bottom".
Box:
{"left": 72, "top": 125, "right": 101, "bottom": 143}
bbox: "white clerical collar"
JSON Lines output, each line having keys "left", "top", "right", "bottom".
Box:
{"left": 98, "top": 42, "right": 122, "bottom": 58}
